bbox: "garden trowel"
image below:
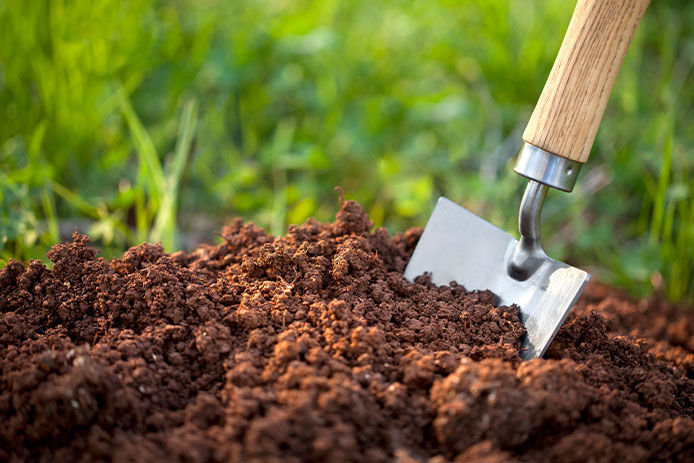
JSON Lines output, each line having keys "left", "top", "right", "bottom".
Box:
{"left": 404, "top": 0, "right": 650, "bottom": 359}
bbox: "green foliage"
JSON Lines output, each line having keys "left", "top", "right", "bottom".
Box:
{"left": 1, "top": 0, "right": 692, "bottom": 301}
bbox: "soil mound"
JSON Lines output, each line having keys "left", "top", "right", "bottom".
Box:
{"left": 1, "top": 201, "right": 693, "bottom": 462}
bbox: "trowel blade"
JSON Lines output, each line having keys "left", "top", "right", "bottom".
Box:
{"left": 403, "top": 197, "right": 590, "bottom": 360}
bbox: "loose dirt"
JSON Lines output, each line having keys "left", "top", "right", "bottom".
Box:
{"left": 1, "top": 200, "right": 693, "bottom": 462}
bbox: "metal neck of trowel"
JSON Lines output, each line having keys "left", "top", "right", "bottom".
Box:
{"left": 508, "top": 143, "right": 583, "bottom": 281}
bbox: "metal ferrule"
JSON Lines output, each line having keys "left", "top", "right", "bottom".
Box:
{"left": 514, "top": 143, "right": 582, "bottom": 192}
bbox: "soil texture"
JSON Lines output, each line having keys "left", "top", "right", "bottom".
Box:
{"left": 1, "top": 200, "right": 693, "bottom": 462}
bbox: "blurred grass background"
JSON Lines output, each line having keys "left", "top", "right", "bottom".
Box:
{"left": 1, "top": 0, "right": 692, "bottom": 301}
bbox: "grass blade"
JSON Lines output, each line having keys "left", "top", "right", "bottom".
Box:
{"left": 151, "top": 98, "right": 199, "bottom": 250}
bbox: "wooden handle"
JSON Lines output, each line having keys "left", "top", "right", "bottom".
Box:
{"left": 522, "top": 0, "right": 649, "bottom": 163}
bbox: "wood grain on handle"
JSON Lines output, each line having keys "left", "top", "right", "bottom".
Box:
{"left": 522, "top": 0, "right": 649, "bottom": 163}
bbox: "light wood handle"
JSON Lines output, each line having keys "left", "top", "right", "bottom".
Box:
{"left": 522, "top": 0, "right": 649, "bottom": 163}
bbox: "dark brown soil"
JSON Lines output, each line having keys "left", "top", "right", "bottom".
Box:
{"left": 1, "top": 200, "right": 693, "bottom": 463}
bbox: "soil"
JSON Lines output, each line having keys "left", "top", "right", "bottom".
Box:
{"left": 1, "top": 200, "right": 693, "bottom": 463}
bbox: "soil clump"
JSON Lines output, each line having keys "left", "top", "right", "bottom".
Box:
{"left": 1, "top": 200, "right": 693, "bottom": 462}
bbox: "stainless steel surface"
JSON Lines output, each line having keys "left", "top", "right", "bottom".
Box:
{"left": 514, "top": 143, "right": 583, "bottom": 192}
{"left": 403, "top": 197, "right": 590, "bottom": 360}
{"left": 508, "top": 180, "right": 548, "bottom": 281}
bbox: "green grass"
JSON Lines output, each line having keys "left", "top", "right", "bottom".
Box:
{"left": 1, "top": 0, "right": 693, "bottom": 302}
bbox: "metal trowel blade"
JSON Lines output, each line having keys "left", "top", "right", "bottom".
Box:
{"left": 403, "top": 197, "right": 590, "bottom": 360}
